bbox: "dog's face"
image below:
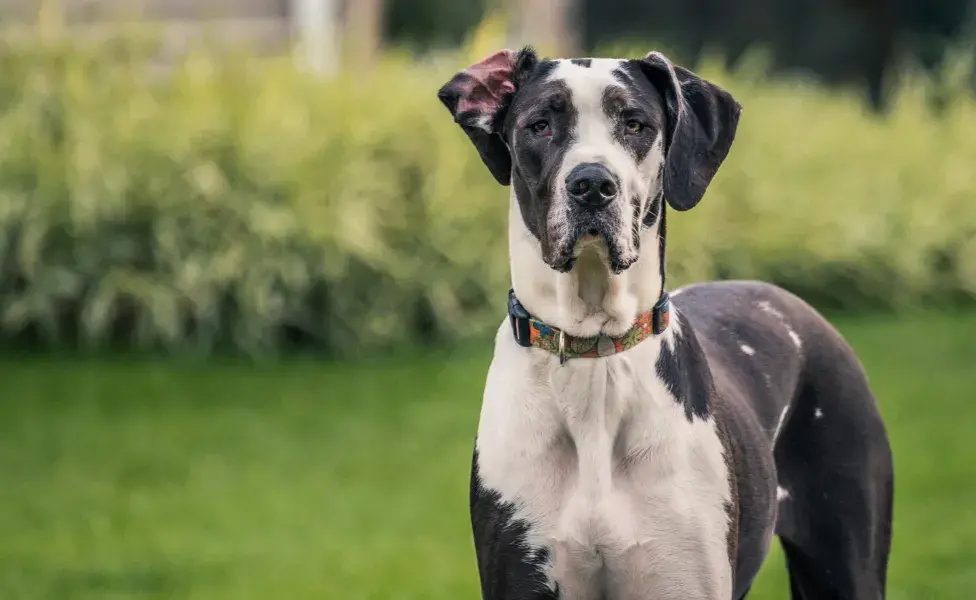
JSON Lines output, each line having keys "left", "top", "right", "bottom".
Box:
{"left": 438, "top": 49, "right": 741, "bottom": 273}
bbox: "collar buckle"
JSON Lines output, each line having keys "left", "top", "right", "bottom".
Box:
{"left": 507, "top": 289, "right": 532, "bottom": 348}
{"left": 652, "top": 292, "right": 671, "bottom": 335}
{"left": 558, "top": 330, "right": 568, "bottom": 366}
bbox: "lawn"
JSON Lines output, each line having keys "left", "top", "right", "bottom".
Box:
{"left": 1, "top": 312, "right": 974, "bottom": 600}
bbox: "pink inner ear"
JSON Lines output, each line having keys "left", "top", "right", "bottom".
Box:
{"left": 455, "top": 50, "right": 517, "bottom": 117}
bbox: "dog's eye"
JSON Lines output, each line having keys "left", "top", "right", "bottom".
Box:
{"left": 625, "top": 120, "right": 644, "bottom": 134}
{"left": 530, "top": 120, "right": 551, "bottom": 136}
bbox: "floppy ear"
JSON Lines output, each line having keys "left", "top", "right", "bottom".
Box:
{"left": 437, "top": 49, "right": 533, "bottom": 185}
{"left": 640, "top": 52, "right": 742, "bottom": 211}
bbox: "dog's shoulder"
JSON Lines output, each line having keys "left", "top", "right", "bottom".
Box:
{"left": 669, "top": 279, "right": 810, "bottom": 459}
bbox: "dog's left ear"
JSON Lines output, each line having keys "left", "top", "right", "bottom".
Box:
{"left": 437, "top": 48, "right": 537, "bottom": 185}
{"left": 639, "top": 52, "right": 742, "bottom": 211}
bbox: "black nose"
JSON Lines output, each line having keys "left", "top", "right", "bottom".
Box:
{"left": 566, "top": 163, "right": 618, "bottom": 208}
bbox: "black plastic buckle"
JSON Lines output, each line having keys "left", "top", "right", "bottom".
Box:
{"left": 508, "top": 289, "right": 532, "bottom": 348}
{"left": 652, "top": 291, "right": 671, "bottom": 335}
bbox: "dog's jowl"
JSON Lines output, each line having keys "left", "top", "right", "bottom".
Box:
{"left": 438, "top": 48, "right": 894, "bottom": 600}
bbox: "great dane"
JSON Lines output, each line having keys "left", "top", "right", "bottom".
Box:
{"left": 437, "top": 47, "right": 894, "bottom": 600}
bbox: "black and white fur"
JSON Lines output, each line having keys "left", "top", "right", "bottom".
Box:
{"left": 438, "top": 48, "right": 894, "bottom": 600}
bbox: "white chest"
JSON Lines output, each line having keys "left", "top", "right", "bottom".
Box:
{"left": 476, "top": 322, "right": 733, "bottom": 600}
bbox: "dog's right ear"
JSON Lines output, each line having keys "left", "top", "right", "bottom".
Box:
{"left": 437, "top": 48, "right": 537, "bottom": 185}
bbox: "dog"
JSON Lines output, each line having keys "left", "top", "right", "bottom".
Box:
{"left": 437, "top": 47, "right": 894, "bottom": 600}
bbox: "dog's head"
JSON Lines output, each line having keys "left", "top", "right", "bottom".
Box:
{"left": 437, "top": 49, "right": 741, "bottom": 273}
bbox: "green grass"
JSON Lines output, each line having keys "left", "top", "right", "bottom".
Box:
{"left": 1, "top": 312, "right": 974, "bottom": 599}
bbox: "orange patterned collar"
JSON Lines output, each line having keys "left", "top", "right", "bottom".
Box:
{"left": 508, "top": 290, "right": 671, "bottom": 365}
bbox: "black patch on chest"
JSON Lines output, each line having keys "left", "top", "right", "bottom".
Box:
{"left": 570, "top": 58, "right": 592, "bottom": 68}
{"left": 470, "top": 448, "right": 558, "bottom": 599}
{"left": 655, "top": 324, "right": 713, "bottom": 421}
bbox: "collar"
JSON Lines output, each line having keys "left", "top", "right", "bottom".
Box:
{"left": 508, "top": 289, "right": 671, "bottom": 364}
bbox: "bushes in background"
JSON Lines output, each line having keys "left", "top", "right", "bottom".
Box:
{"left": 0, "top": 25, "right": 974, "bottom": 357}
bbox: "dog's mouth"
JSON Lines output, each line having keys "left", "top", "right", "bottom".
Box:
{"left": 547, "top": 225, "right": 635, "bottom": 274}
{"left": 575, "top": 228, "right": 604, "bottom": 252}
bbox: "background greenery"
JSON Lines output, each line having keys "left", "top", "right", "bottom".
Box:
{"left": 1, "top": 19, "right": 975, "bottom": 358}
{"left": 2, "top": 312, "right": 975, "bottom": 600}
{"left": 386, "top": 0, "right": 976, "bottom": 113}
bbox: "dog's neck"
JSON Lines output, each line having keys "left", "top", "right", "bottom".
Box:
{"left": 508, "top": 193, "right": 666, "bottom": 339}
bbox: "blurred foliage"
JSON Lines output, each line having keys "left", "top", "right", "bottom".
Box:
{"left": 385, "top": 0, "right": 976, "bottom": 112}
{"left": 0, "top": 17, "right": 974, "bottom": 358}
{"left": 385, "top": 0, "right": 488, "bottom": 51}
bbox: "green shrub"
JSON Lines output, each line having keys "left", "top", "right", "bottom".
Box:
{"left": 0, "top": 23, "right": 974, "bottom": 357}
